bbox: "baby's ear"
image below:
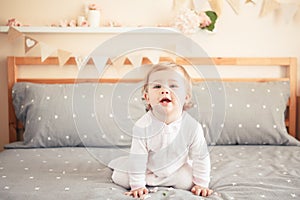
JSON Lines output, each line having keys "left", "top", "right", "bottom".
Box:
{"left": 183, "top": 93, "right": 193, "bottom": 110}
{"left": 143, "top": 92, "right": 149, "bottom": 102}
{"left": 185, "top": 93, "right": 191, "bottom": 103}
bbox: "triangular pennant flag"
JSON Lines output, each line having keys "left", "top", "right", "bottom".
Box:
{"left": 75, "top": 56, "right": 89, "bottom": 70}
{"left": 40, "top": 42, "right": 57, "bottom": 62}
{"left": 8, "top": 27, "right": 23, "bottom": 42}
{"left": 280, "top": 2, "right": 299, "bottom": 23}
{"left": 190, "top": 0, "right": 195, "bottom": 10}
{"left": 226, "top": 0, "right": 240, "bottom": 14}
{"left": 147, "top": 52, "right": 161, "bottom": 64}
{"left": 260, "top": 0, "right": 280, "bottom": 17}
{"left": 24, "top": 36, "right": 39, "bottom": 54}
{"left": 173, "top": 0, "right": 194, "bottom": 11}
{"left": 112, "top": 56, "right": 126, "bottom": 67}
{"left": 57, "top": 49, "right": 72, "bottom": 66}
{"left": 245, "top": 0, "right": 257, "bottom": 4}
{"left": 127, "top": 54, "right": 144, "bottom": 67}
{"left": 209, "top": 0, "right": 223, "bottom": 16}
{"left": 91, "top": 56, "right": 109, "bottom": 74}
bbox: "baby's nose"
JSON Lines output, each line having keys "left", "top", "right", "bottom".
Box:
{"left": 161, "top": 88, "right": 169, "bottom": 94}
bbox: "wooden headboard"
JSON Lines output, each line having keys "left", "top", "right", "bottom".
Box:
{"left": 7, "top": 56, "right": 297, "bottom": 142}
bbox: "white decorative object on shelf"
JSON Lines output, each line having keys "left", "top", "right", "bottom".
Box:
{"left": 77, "top": 16, "right": 86, "bottom": 27}
{"left": 87, "top": 10, "right": 100, "bottom": 27}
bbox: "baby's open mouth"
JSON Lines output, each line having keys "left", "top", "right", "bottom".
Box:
{"left": 160, "top": 97, "right": 172, "bottom": 105}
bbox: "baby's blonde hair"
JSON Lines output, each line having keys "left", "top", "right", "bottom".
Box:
{"left": 142, "top": 62, "right": 193, "bottom": 112}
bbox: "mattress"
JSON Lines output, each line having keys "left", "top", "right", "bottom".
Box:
{"left": 1, "top": 145, "right": 299, "bottom": 200}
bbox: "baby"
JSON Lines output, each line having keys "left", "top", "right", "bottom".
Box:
{"left": 109, "top": 63, "right": 212, "bottom": 198}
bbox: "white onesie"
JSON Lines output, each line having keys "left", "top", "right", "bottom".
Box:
{"left": 109, "top": 111, "right": 211, "bottom": 190}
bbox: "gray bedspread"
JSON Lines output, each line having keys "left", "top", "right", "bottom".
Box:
{"left": 0, "top": 145, "right": 299, "bottom": 200}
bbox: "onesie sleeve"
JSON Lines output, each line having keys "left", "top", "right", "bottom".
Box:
{"left": 128, "top": 124, "right": 149, "bottom": 190}
{"left": 188, "top": 124, "right": 211, "bottom": 188}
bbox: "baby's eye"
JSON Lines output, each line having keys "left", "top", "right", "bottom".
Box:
{"left": 153, "top": 84, "right": 161, "bottom": 89}
{"left": 169, "top": 84, "right": 178, "bottom": 88}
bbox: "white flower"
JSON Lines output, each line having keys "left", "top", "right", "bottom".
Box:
{"left": 172, "top": 8, "right": 216, "bottom": 34}
{"left": 173, "top": 8, "right": 201, "bottom": 34}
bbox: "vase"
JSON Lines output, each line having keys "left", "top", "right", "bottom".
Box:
{"left": 87, "top": 10, "right": 100, "bottom": 27}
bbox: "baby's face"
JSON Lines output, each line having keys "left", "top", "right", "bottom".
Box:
{"left": 145, "top": 69, "right": 188, "bottom": 116}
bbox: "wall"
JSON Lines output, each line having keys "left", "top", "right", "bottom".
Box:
{"left": 1, "top": 0, "right": 300, "bottom": 150}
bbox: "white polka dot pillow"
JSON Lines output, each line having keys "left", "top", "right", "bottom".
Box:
{"left": 10, "top": 81, "right": 300, "bottom": 148}
{"left": 11, "top": 82, "right": 145, "bottom": 148}
{"left": 189, "top": 81, "right": 300, "bottom": 145}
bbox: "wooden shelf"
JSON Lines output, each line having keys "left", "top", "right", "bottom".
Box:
{"left": 0, "top": 26, "right": 179, "bottom": 34}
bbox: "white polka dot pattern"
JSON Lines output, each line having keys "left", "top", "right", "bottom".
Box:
{"left": 0, "top": 146, "right": 299, "bottom": 199}
{"left": 209, "top": 146, "right": 300, "bottom": 199}
{"left": 11, "top": 82, "right": 145, "bottom": 148}
{"left": 190, "top": 81, "right": 298, "bottom": 145}
{"left": 12, "top": 81, "right": 296, "bottom": 147}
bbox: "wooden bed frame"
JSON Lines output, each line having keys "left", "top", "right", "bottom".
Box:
{"left": 7, "top": 56, "right": 298, "bottom": 142}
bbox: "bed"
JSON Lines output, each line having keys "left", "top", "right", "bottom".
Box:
{"left": 1, "top": 56, "right": 299, "bottom": 200}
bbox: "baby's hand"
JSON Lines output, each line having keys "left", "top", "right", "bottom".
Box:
{"left": 125, "top": 187, "right": 149, "bottom": 198}
{"left": 191, "top": 185, "right": 213, "bottom": 197}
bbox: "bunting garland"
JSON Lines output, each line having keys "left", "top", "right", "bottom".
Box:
{"left": 279, "top": 2, "right": 299, "bottom": 23}
{"left": 245, "top": 0, "right": 256, "bottom": 5}
{"left": 57, "top": 49, "right": 72, "bottom": 66}
{"left": 127, "top": 54, "right": 144, "bottom": 67}
{"left": 173, "top": 0, "right": 195, "bottom": 11}
{"left": 7, "top": 27, "right": 74, "bottom": 65}
{"left": 172, "top": 0, "right": 300, "bottom": 18}
{"left": 24, "top": 36, "right": 38, "bottom": 54}
{"left": 75, "top": 56, "right": 89, "bottom": 70}
{"left": 8, "top": 27, "right": 23, "bottom": 42}
{"left": 147, "top": 51, "right": 161, "bottom": 64}
{"left": 226, "top": 0, "right": 240, "bottom": 15}
{"left": 208, "top": 0, "right": 223, "bottom": 16}
{"left": 260, "top": 0, "right": 280, "bottom": 17}
{"left": 111, "top": 57, "right": 126, "bottom": 67}
{"left": 40, "top": 42, "right": 57, "bottom": 62}
{"left": 6, "top": 0, "right": 300, "bottom": 72}
{"left": 91, "top": 56, "right": 109, "bottom": 74}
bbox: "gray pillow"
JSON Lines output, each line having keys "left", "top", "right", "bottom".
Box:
{"left": 10, "top": 81, "right": 299, "bottom": 148}
{"left": 188, "top": 81, "right": 300, "bottom": 145}
{"left": 11, "top": 82, "right": 145, "bottom": 148}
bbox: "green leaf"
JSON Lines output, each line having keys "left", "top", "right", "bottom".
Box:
{"left": 202, "top": 11, "right": 218, "bottom": 32}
